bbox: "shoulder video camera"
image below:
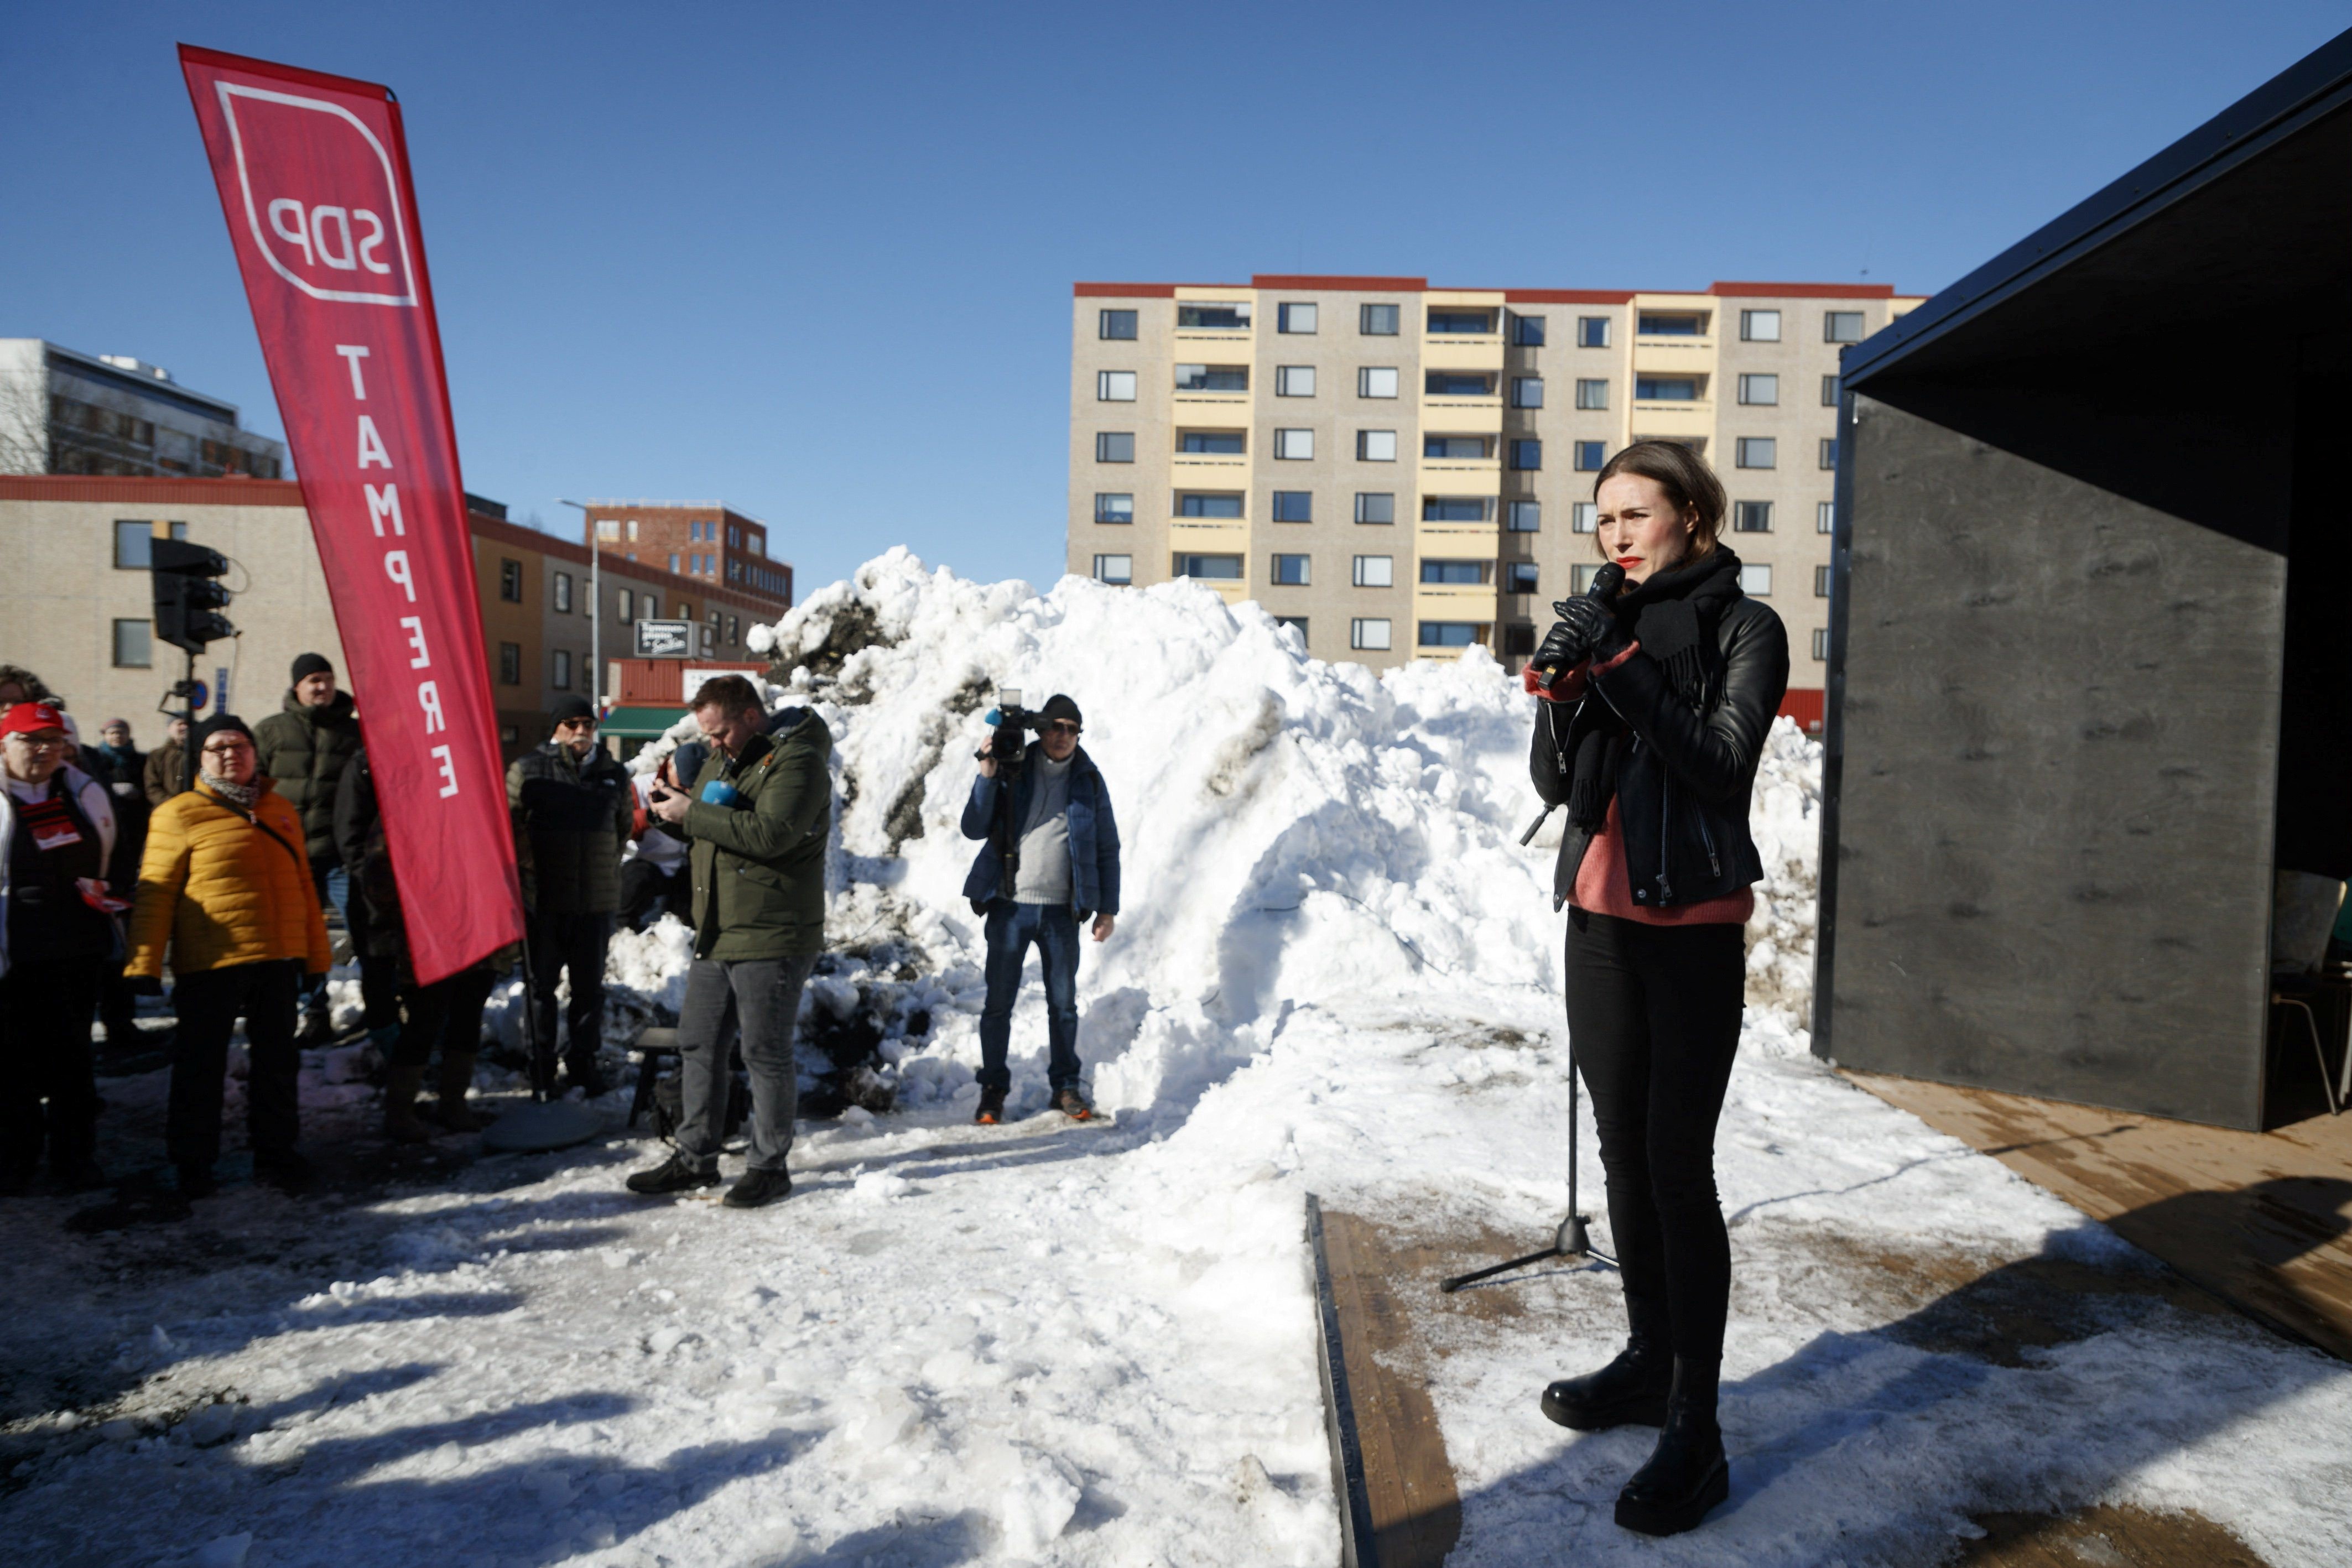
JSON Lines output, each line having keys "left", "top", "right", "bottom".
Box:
{"left": 980, "top": 686, "right": 1039, "bottom": 776}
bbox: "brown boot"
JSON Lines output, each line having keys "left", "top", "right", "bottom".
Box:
{"left": 435, "top": 1053, "right": 483, "bottom": 1132}
{"left": 383, "top": 1063, "right": 431, "bottom": 1143}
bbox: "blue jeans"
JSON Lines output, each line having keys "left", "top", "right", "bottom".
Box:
{"left": 978, "top": 900, "right": 1081, "bottom": 1092}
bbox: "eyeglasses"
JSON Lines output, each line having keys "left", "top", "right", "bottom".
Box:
{"left": 201, "top": 741, "right": 254, "bottom": 757}
{"left": 1045, "top": 721, "right": 1081, "bottom": 736}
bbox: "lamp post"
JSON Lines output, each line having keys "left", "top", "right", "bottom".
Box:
{"left": 556, "top": 498, "right": 598, "bottom": 713}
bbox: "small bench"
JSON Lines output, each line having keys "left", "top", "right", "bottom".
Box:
{"left": 628, "top": 1027, "right": 680, "bottom": 1128}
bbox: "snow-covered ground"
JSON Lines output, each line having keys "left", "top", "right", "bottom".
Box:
{"left": 3, "top": 553, "right": 2346, "bottom": 1567}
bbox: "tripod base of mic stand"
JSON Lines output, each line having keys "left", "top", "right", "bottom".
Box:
{"left": 1439, "top": 1213, "right": 1615, "bottom": 1293}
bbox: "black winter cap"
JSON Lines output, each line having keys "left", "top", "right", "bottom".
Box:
{"left": 290, "top": 652, "right": 334, "bottom": 683}
{"left": 1038, "top": 694, "right": 1082, "bottom": 728}
{"left": 549, "top": 695, "right": 596, "bottom": 727}
{"left": 192, "top": 714, "right": 254, "bottom": 751}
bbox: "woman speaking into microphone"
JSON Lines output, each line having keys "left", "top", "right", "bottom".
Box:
{"left": 1524, "top": 440, "right": 1787, "bottom": 1537}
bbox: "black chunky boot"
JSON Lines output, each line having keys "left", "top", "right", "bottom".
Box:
{"left": 1539, "top": 1334, "right": 1672, "bottom": 1430}
{"left": 1614, "top": 1356, "right": 1728, "bottom": 1537}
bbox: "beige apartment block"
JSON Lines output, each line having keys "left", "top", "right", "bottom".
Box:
{"left": 1070, "top": 275, "right": 1922, "bottom": 725}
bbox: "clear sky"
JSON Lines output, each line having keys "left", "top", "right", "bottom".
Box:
{"left": 6, "top": 1, "right": 2345, "bottom": 595}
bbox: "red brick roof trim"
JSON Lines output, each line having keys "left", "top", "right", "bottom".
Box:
{"left": 0, "top": 475, "right": 303, "bottom": 506}
{"left": 1250, "top": 275, "right": 1427, "bottom": 291}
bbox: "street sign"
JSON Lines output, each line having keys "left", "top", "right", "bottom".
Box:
{"left": 634, "top": 619, "right": 694, "bottom": 659}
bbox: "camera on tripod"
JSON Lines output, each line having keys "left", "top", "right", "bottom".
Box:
{"left": 979, "top": 686, "right": 1040, "bottom": 776}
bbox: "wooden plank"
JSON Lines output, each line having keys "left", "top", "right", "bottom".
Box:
{"left": 1848, "top": 1071, "right": 2352, "bottom": 1360}
{"left": 1305, "top": 1196, "right": 1376, "bottom": 1568}
{"left": 1315, "top": 1207, "right": 1463, "bottom": 1568}
{"left": 1959, "top": 1505, "right": 2269, "bottom": 1567}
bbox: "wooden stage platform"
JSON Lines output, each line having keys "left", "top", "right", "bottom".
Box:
{"left": 1846, "top": 1073, "right": 2352, "bottom": 1362}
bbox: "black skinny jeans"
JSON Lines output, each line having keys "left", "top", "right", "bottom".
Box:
{"left": 1565, "top": 908, "right": 1745, "bottom": 1362}
{"left": 169, "top": 958, "right": 303, "bottom": 1173}
{"left": 0, "top": 955, "right": 105, "bottom": 1176}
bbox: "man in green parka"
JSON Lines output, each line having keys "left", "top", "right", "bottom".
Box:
{"left": 627, "top": 674, "right": 830, "bottom": 1209}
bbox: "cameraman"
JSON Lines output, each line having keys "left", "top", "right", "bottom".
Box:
{"left": 959, "top": 694, "right": 1119, "bottom": 1125}
{"left": 627, "top": 676, "right": 830, "bottom": 1210}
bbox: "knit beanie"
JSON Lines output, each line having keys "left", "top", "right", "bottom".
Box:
{"left": 1038, "top": 694, "right": 1083, "bottom": 728}
{"left": 290, "top": 652, "right": 334, "bottom": 683}
{"left": 192, "top": 714, "right": 255, "bottom": 752}
{"left": 549, "top": 694, "right": 596, "bottom": 727}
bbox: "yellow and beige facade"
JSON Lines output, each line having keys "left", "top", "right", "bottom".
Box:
{"left": 1069, "top": 275, "right": 1922, "bottom": 725}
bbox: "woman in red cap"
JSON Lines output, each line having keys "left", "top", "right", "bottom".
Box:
{"left": 0, "top": 701, "right": 119, "bottom": 1192}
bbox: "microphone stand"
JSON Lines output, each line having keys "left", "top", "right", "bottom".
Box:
{"left": 1443, "top": 1039, "right": 1614, "bottom": 1291}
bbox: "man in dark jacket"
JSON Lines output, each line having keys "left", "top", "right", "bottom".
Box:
{"left": 958, "top": 693, "right": 1120, "bottom": 1125}
{"left": 143, "top": 717, "right": 189, "bottom": 808}
{"left": 508, "top": 694, "right": 633, "bottom": 1098}
{"left": 253, "top": 653, "right": 366, "bottom": 1044}
{"left": 80, "top": 718, "right": 149, "bottom": 1055}
{"left": 628, "top": 675, "right": 830, "bottom": 1209}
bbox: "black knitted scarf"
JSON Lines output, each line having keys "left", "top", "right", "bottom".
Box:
{"left": 1563, "top": 546, "right": 1746, "bottom": 831}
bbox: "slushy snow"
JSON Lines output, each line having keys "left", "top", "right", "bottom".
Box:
{"left": 2, "top": 550, "right": 2345, "bottom": 1567}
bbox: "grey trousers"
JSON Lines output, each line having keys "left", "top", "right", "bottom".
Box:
{"left": 674, "top": 954, "right": 814, "bottom": 1173}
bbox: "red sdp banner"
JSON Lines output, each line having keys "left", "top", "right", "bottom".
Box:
{"left": 180, "top": 44, "right": 522, "bottom": 983}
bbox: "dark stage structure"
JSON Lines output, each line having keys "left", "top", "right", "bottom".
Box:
{"left": 1817, "top": 29, "right": 2352, "bottom": 1130}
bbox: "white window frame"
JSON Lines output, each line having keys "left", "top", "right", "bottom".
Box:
{"left": 1740, "top": 309, "right": 1782, "bottom": 342}
{"left": 1093, "top": 554, "right": 1133, "bottom": 585}
{"left": 1739, "top": 563, "right": 1773, "bottom": 595}
{"left": 1278, "top": 302, "right": 1318, "bottom": 334}
{"left": 1354, "top": 492, "right": 1395, "bottom": 525}
{"left": 1271, "top": 553, "right": 1311, "bottom": 586}
{"left": 1507, "top": 500, "right": 1541, "bottom": 533}
{"left": 1350, "top": 617, "right": 1393, "bottom": 651}
{"left": 1572, "top": 502, "right": 1597, "bottom": 533}
{"left": 1737, "top": 373, "right": 1778, "bottom": 406}
{"left": 1511, "top": 376, "right": 1544, "bottom": 409}
{"left": 1351, "top": 554, "right": 1394, "bottom": 588}
{"left": 1813, "top": 627, "right": 1830, "bottom": 660}
{"left": 1273, "top": 428, "right": 1314, "bottom": 460}
{"left": 1824, "top": 311, "right": 1866, "bottom": 343}
{"left": 1275, "top": 364, "right": 1315, "bottom": 397}
{"left": 1735, "top": 437, "right": 1776, "bottom": 469}
{"left": 1097, "top": 370, "right": 1136, "bottom": 402}
{"left": 1094, "top": 492, "right": 1135, "bottom": 524}
{"left": 1358, "top": 366, "right": 1399, "bottom": 399}
{"left": 1357, "top": 430, "right": 1397, "bottom": 462}
{"left": 1817, "top": 500, "right": 1836, "bottom": 534}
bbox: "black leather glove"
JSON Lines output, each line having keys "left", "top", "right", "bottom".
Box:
{"left": 1553, "top": 595, "right": 1628, "bottom": 665}
{"left": 1531, "top": 618, "right": 1591, "bottom": 677}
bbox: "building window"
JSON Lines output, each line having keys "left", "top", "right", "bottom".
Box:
{"left": 1813, "top": 627, "right": 1830, "bottom": 660}
{"left": 1179, "top": 431, "right": 1245, "bottom": 454}
{"left": 1505, "top": 561, "right": 1539, "bottom": 594}
{"left": 111, "top": 618, "right": 152, "bottom": 668}
{"left": 642, "top": 592, "right": 659, "bottom": 618}
{"left": 1428, "top": 309, "right": 1495, "bottom": 335}
{"left": 1423, "top": 497, "right": 1492, "bottom": 522}
{"left": 628, "top": 519, "right": 640, "bottom": 540}
{"left": 1278, "top": 302, "right": 1318, "bottom": 334}
{"left": 498, "top": 558, "right": 523, "bottom": 602}
{"left": 1824, "top": 311, "right": 1866, "bottom": 342}
{"left": 1175, "top": 364, "right": 1247, "bottom": 392}
{"left": 1360, "top": 303, "right": 1399, "bottom": 336}
{"left": 1425, "top": 435, "right": 1487, "bottom": 460}
{"left": 1638, "top": 312, "right": 1706, "bottom": 337}
{"left": 669, "top": 553, "right": 681, "bottom": 574}
{"left": 1273, "top": 428, "right": 1314, "bottom": 460}
{"left": 1098, "top": 370, "right": 1137, "bottom": 402}
{"left": 1815, "top": 565, "right": 1835, "bottom": 597}
{"left": 1573, "top": 502, "right": 1597, "bottom": 533}
{"left": 1508, "top": 500, "right": 1541, "bottom": 533}
{"left": 1511, "top": 376, "right": 1544, "bottom": 409}
{"left": 1737, "top": 373, "right": 1778, "bottom": 406}
{"left": 1276, "top": 365, "right": 1316, "bottom": 397}
{"left": 498, "top": 641, "right": 522, "bottom": 684}
{"left": 597, "top": 518, "right": 621, "bottom": 539}
{"left": 1735, "top": 437, "right": 1776, "bottom": 469}
{"left": 1818, "top": 501, "right": 1836, "bottom": 534}
{"left": 1094, "top": 554, "right": 1133, "bottom": 585}
{"left": 1351, "top": 617, "right": 1392, "bottom": 651}
{"left": 553, "top": 648, "right": 573, "bottom": 689}
{"left": 618, "top": 587, "right": 635, "bottom": 621}
{"left": 1512, "top": 312, "right": 1547, "bottom": 347}
{"left": 1271, "top": 553, "right": 1310, "bottom": 586}
{"left": 1351, "top": 554, "right": 1394, "bottom": 588}
{"left": 1636, "top": 376, "right": 1699, "bottom": 402}
{"left": 1096, "top": 431, "right": 1135, "bottom": 463}
{"left": 1275, "top": 616, "right": 1308, "bottom": 643}
{"left": 727, "top": 615, "right": 740, "bottom": 644}
{"left": 1739, "top": 564, "right": 1772, "bottom": 596}
{"left": 1420, "top": 560, "right": 1486, "bottom": 585}
{"left": 1502, "top": 622, "right": 1538, "bottom": 657}
{"left": 1418, "top": 622, "right": 1481, "bottom": 647}
{"left": 1508, "top": 439, "right": 1542, "bottom": 471}
{"left": 1178, "top": 493, "right": 1244, "bottom": 518}
{"left": 1272, "top": 491, "right": 1313, "bottom": 523}
{"left": 1425, "top": 371, "right": 1491, "bottom": 397}
{"left": 1576, "top": 315, "right": 1611, "bottom": 348}
{"left": 1573, "top": 378, "right": 1610, "bottom": 412}
{"left": 1820, "top": 437, "right": 1839, "bottom": 470}
{"left": 553, "top": 571, "right": 573, "bottom": 613}
{"left": 1178, "top": 301, "right": 1251, "bottom": 330}
{"left": 1822, "top": 373, "right": 1840, "bottom": 407}
{"left": 1359, "top": 366, "right": 1399, "bottom": 399}
{"left": 1574, "top": 441, "right": 1606, "bottom": 471}
{"left": 1573, "top": 564, "right": 1606, "bottom": 592}
{"left": 1733, "top": 500, "right": 1773, "bottom": 533}
{"left": 1740, "top": 309, "right": 1782, "bottom": 342}
{"left": 1174, "top": 553, "right": 1243, "bottom": 580}
{"left": 112, "top": 520, "right": 157, "bottom": 568}
{"left": 1354, "top": 492, "right": 1394, "bottom": 524}
{"left": 1095, "top": 492, "right": 1135, "bottom": 524}
{"left": 1099, "top": 309, "right": 1138, "bottom": 340}
{"left": 1357, "top": 430, "right": 1397, "bottom": 462}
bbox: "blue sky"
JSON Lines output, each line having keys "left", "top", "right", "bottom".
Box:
{"left": 6, "top": 1, "right": 2345, "bottom": 593}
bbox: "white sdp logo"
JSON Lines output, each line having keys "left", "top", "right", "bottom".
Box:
{"left": 217, "top": 82, "right": 418, "bottom": 307}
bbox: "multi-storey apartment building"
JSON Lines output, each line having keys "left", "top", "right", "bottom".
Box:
{"left": 581, "top": 500, "right": 793, "bottom": 603}
{"left": 0, "top": 339, "right": 285, "bottom": 481}
{"left": 0, "top": 476, "right": 792, "bottom": 759}
{"left": 1069, "top": 275, "right": 1921, "bottom": 725}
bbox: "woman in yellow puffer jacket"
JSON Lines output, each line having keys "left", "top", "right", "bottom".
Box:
{"left": 128, "top": 714, "right": 330, "bottom": 1197}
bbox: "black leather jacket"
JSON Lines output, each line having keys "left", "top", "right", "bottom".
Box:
{"left": 1529, "top": 596, "right": 1789, "bottom": 910}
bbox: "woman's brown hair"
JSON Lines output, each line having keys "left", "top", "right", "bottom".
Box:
{"left": 1591, "top": 441, "right": 1727, "bottom": 561}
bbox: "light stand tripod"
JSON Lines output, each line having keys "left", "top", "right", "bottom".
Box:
{"left": 1440, "top": 1037, "right": 1615, "bottom": 1293}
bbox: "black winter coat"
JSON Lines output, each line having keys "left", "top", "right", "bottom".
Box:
{"left": 253, "top": 689, "right": 363, "bottom": 866}
{"left": 507, "top": 742, "right": 634, "bottom": 916}
{"left": 1530, "top": 596, "right": 1789, "bottom": 911}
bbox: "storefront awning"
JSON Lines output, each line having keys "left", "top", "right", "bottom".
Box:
{"left": 597, "top": 705, "right": 690, "bottom": 740}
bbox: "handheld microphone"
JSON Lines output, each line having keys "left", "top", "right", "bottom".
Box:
{"left": 1534, "top": 561, "right": 1627, "bottom": 686}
